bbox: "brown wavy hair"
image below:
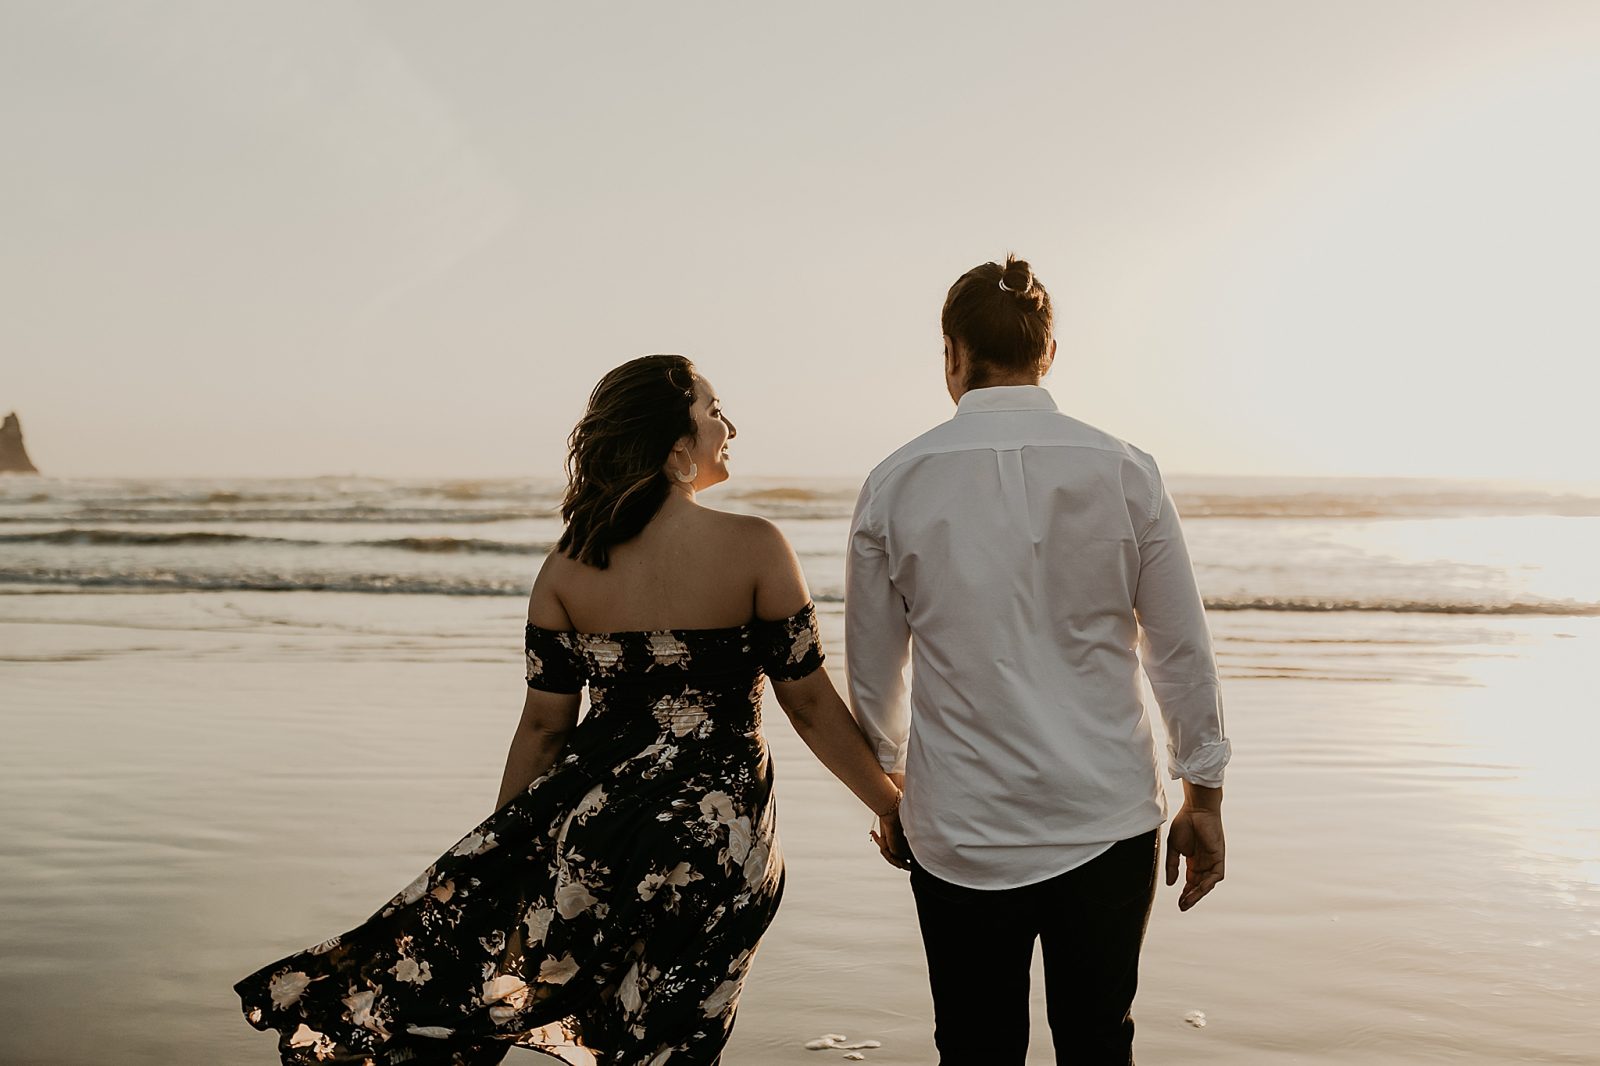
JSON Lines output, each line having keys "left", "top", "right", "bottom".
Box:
{"left": 557, "top": 355, "right": 699, "bottom": 569}
{"left": 941, "top": 254, "right": 1054, "bottom": 389}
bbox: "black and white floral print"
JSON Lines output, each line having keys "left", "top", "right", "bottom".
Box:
{"left": 237, "top": 605, "right": 825, "bottom": 1066}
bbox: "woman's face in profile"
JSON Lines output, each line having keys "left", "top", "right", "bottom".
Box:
{"left": 683, "top": 373, "right": 737, "bottom": 489}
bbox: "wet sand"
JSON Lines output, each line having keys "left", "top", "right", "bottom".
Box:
{"left": 2, "top": 592, "right": 1597, "bottom": 1064}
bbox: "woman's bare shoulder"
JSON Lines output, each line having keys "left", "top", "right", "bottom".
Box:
{"left": 696, "top": 509, "right": 808, "bottom": 616}
{"left": 698, "top": 508, "right": 789, "bottom": 559}
{"left": 527, "top": 549, "right": 576, "bottom": 629}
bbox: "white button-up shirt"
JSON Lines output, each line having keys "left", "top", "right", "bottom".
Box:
{"left": 846, "top": 385, "right": 1230, "bottom": 889}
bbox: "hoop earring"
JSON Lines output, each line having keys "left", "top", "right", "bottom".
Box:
{"left": 674, "top": 461, "right": 698, "bottom": 484}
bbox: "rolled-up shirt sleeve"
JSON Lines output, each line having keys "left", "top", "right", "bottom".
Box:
{"left": 1134, "top": 480, "right": 1231, "bottom": 787}
{"left": 845, "top": 479, "right": 913, "bottom": 774}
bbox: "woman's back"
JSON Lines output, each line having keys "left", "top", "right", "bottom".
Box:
{"left": 534, "top": 497, "right": 789, "bottom": 634}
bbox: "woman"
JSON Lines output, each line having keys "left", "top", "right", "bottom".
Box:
{"left": 236, "top": 354, "right": 904, "bottom": 1065}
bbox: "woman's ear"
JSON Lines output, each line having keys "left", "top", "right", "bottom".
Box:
{"left": 662, "top": 439, "right": 689, "bottom": 475}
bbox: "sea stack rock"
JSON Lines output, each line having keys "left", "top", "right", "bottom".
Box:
{"left": 0, "top": 412, "right": 39, "bottom": 474}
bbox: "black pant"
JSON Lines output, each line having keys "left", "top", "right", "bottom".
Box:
{"left": 909, "top": 830, "right": 1159, "bottom": 1066}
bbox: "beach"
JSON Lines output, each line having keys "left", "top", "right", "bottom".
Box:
{"left": 2, "top": 477, "right": 1599, "bottom": 1064}
{"left": 9, "top": 0, "right": 1600, "bottom": 1059}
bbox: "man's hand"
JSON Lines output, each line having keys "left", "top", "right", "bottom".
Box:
{"left": 869, "top": 771, "right": 912, "bottom": 869}
{"left": 870, "top": 809, "right": 912, "bottom": 869}
{"left": 1165, "top": 781, "right": 1225, "bottom": 911}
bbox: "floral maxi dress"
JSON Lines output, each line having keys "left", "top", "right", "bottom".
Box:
{"left": 236, "top": 604, "right": 826, "bottom": 1066}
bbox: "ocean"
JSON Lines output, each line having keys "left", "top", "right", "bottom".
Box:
{"left": 3, "top": 474, "right": 1599, "bottom": 614}
{"left": 2, "top": 475, "right": 1598, "bottom": 1064}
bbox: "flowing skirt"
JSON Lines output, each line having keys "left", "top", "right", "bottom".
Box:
{"left": 236, "top": 701, "right": 783, "bottom": 1066}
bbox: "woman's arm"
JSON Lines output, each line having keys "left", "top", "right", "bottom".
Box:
{"left": 748, "top": 518, "right": 904, "bottom": 834}
{"left": 499, "top": 551, "right": 582, "bottom": 808}
{"left": 772, "top": 667, "right": 902, "bottom": 820}
{"left": 496, "top": 687, "right": 580, "bottom": 809}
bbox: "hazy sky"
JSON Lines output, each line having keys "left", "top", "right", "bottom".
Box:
{"left": 3, "top": 1, "right": 1598, "bottom": 481}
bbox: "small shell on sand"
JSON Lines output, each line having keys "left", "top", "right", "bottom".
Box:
{"left": 1183, "top": 1010, "right": 1207, "bottom": 1029}
{"left": 837, "top": 1041, "right": 882, "bottom": 1050}
{"left": 843, "top": 1055, "right": 866, "bottom": 1062}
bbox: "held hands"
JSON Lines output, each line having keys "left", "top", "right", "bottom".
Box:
{"left": 1165, "top": 797, "right": 1226, "bottom": 911}
{"left": 870, "top": 807, "right": 911, "bottom": 870}
{"left": 868, "top": 772, "right": 912, "bottom": 870}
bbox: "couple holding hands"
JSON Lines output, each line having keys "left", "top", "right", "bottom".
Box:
{"left": 237, "top": 255, "right": 1230, "bottom": 1066}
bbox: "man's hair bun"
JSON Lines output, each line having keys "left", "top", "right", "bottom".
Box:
{"left": 999, "top": 256, "right": 1034, "bottom": 295}
{"left": 998, "top": 254, "right": 1048, "bottom": 312}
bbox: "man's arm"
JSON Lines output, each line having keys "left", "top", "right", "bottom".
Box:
{"left": 1135, "top": 484, "right": 1230, "bottom": 786}
{"left": 1135, "top": 480, "right": 1230, "bottom": 909}
{"left": 845, "top": 479, "right": 912, "bottom": 775}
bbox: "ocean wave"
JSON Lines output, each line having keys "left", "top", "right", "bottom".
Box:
{"left": 1173, "top": 491, "right": 1600, "bottom": 519}
{"left": 706, "top": 484, "right": 860, "bottom": 519}
{"left": 0, "top": 570, "right": 525, "bottom": 596}
{"left": 12, "top": 478, "right": 1598, "bottom": 522}
{"left": 0, "top": 500, "right": 856, "bottom": 523}
{"left": 9, "top": 497, "right": 1595, "bottom": 523}
{"left": 724, "top": 487, "right": 841, "bottom": 503}
{"left": 0, "top": 507, "right": 545, "bottom": 525}
{"left": 1201, "top": 597, "right": 1600, "bottom": 616}
{"left": 362, "top": 536, "right": 550, "bottom": 555}
{"left": 0, "top": 476, "right": 569, "bottom": 512}
{"left": 408, "top": 481, "right": 559, "bottom": 503}
{"left": 0, "top": 529, "right": 553, "bottom": 556}
{"left": 1, "top": 569, "right": 1594, "bottom": 616}
{"left": 0, "top": 529, "right": 286, "bottom": 547}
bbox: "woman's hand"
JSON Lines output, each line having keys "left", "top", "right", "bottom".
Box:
{"left": 868, "top": 771, "right": 911, "bottom": 869}
{"left": 869, "top": 807, "right": 911, "bottom": 870}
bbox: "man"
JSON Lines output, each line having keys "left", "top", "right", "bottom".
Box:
{"left": 847, "top": 255, "right": 1230, "bottom": 1065}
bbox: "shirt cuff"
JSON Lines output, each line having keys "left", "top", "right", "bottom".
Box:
{"left": 1167, "top": 738, "right": 1231, "bottom": 788}
{"left": 876, "top": 742, "right": 907, "bottom": 776}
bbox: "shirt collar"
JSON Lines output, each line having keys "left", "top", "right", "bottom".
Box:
{"left": 954, "top": 385, "right": 1059, "bottom": 416}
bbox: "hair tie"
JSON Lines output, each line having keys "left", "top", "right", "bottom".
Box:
{"left": 997, "top": 276, "right": 1017, "bottom": 293}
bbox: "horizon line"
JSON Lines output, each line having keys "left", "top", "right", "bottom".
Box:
{"left": 5, "top": 470, "right": 1600, "bottom": 490}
